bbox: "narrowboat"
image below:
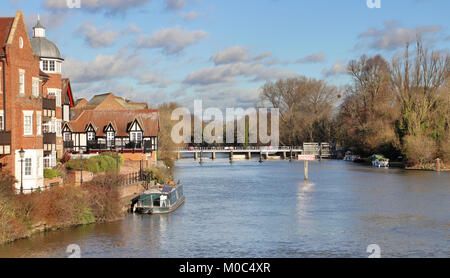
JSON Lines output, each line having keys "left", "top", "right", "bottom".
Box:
{"left": 132, "top": 183, "right": 185, "bottom": 214}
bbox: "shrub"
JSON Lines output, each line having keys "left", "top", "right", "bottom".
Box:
{"left": 402, "top": 134, "right": 437, "bottom": 165}
{"left": 44, "top": 169, "right": 61, "bottom": 179}
{"left": 82, "top": 174, "right": 123, "bottom": 222}
{"left": 65, "top": 153, "right": 122, "bottom": 174}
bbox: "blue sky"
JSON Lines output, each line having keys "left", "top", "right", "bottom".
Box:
{"left": 3, "top": 0, "right": 449, "bottom": 108}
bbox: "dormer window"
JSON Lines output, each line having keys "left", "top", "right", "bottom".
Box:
{"left": 88, "top": 132, "right": 95, "bottom": 141}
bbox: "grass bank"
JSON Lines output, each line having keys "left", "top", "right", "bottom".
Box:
{"left": 0, "top": 172, "right": 124, "bottom": 245}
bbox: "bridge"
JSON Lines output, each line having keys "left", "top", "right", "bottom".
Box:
{"left": 175, "top": 143, "right": 332, "bottom": 161}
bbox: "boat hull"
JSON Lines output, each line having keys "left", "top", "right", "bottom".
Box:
{"left": 135, "top": 196, "right": 185, "bottom": 215}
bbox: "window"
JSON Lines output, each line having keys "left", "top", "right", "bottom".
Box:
{"left": 36, "top": 112, "right": 42, "bottom": 136}
{"left": 25, "top": 158, "right": 32, "bottom": 176}
{"left": 88, "top": 132, "right": 95, "bottom": 141}
{"left": 49, "top": 61, "right": 55, "bottom": 72}
{"left": 63, "top": 132, "right": 71, "bottom": 142}
{"left": 131, "top": 132, "right": 142, "bottom": 142}
{"left": 43, "top": 156, "right": 50, "bottom": 169}
{"left": 107, "top": 132, "right": 115, "bottom": 147}
{"left": 32, "top": 78, "right": 39, "bottom": 97}
{"left": 48, "top": 89, "right": 61, "bottom": 106}
{"left": 19, "top": 37, "right": 23, "bottom": 49}
{"left": 43, "top": 61, "right": 48, "bottom": 71}
{"left": 23, "top": 111, "right": 33, "bottom": 136}
{"left": 19, "top": 70, "right": 25, "bottom": 95}
{"left": 0, "top": 110, "right": 3, "bottom": 131}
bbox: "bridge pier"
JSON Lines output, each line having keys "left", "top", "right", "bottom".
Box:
{"left": 177, "top": 152, "right": 180, "bottom": 160}
{"left": 247, "top": 152, "right": 251, "bottom": 160}
{"left": 230, "top": 151, "right": 234, "bottom": 161}
{"left": 265, "top": 152, "right": 269, "bottom": 160}
{"left": 194, "top": 152, "right": 198, "bottom": 160}
{"left": 212, "top": 152, "right": 216, "bottom": 160}
{"left": 282, "top": 152, "right": 287, "bottom": 160}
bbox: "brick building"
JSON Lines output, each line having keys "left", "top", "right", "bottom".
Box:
{"left": 0, "top": 11, "right": 74, "bottom": 193}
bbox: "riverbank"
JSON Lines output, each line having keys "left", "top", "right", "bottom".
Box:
{"left": 0, "top": 173, "right": 124, "bottom": 245}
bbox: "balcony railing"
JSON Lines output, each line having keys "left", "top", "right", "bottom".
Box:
{"left": 64, "top": 140, "right": 155, "bottom": 153}
{"left": 0, "top": 131, "right": 11, "bottom": 155}
{"left": 43, "top": 98, "right": 56, "bottom": 110}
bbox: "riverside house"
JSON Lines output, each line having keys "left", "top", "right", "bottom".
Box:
{"left": 62, "top": 109, "right": 159, "bottom": 164}
{"left": 0, "top": 11, "right": 74, "bottom": 193}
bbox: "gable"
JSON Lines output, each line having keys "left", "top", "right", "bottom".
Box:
{"left": 6, "top": 11, "right": 33, "bottom": 55}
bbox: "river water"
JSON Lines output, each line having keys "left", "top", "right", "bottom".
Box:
{"left": 0, "top": 159, "right": 449, "bottom": 258}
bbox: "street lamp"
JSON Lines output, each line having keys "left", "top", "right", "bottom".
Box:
{"left": 79, "top": 149, "right": 84, "bottom": 185}
{"left": 19, "top": 148, "right": 25, "bottom": 194}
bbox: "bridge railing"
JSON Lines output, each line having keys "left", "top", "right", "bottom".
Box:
{"left": 175, "top": 146, "right": 304, "bottom": 152}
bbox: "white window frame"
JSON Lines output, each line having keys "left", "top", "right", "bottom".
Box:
{"left": 23, "top": 110, "right": 34, "bottom": 136}
{"left": 130, "top": 131, "right": 142, "bottom": 142}
{"left": 42, "top": 60, "right": 48, "bottom": 71}
{"left": 48, "top": 89, "right": 62, "bottom": 107}
{"left": 87, "top": 132, "right": 95, "bottom": 141}
{"left": 32, "top": 77, "right": 39, "bottom": 97}
{"left": 19, "top": 69, "right": 25, "bottom": 95}
{"left": 36, "top": 112, "right": 42, "bottom": 136}
{"left": 63, "top": 132, "right": 72, "bottom": 142}
{"left": 24, "top": 158, "right": 32, "bottom": 176}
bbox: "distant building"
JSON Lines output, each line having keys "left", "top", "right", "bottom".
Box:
{"left": 63, "top": 109, "right": 159, "bottom": 164}
{"left": 0, "top": 11, "right": 74, "bottom": 192}
{"left": 72, "top": 92, "right": 149, "bottom": 119}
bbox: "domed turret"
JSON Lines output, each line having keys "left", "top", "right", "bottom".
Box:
{"left": 30, "top": 16, "right": 63, "bottom": 73}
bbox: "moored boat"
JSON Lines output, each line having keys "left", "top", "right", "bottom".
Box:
{"left": 370, "top": 154, "right": 390, "bottom": 168}
{"left": 132, "top": 183, "right": 185, "bottom": 214}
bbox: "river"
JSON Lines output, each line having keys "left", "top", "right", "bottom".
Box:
{"left": 0, "top": 159, "right": 449, "bottom": 258}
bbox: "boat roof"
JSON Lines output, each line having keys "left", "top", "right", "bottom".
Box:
{"left": 143, "top": 185, "right": 180, "bottom": 195}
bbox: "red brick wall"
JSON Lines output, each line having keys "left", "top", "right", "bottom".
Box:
{"left": 0, "top": 12, "right": 42, "bottom": 176}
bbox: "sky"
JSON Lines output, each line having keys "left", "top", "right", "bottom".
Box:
{"left": 2, "top": 0, "right": 449, "bottom": 109}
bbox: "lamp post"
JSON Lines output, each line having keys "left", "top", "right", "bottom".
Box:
{"left": 79, "top": 149, "right": 84, "bottom": 185}
{"left": 19, "top": 148, "right": 25, "bottom": 194}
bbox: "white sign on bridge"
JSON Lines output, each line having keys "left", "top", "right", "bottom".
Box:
{"left": 298, "top": 155, "right": 316, "bottom": 161}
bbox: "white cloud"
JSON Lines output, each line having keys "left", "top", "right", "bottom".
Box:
{"left": 211, "top": 46, "right": 272, "bottom": 65}
{"left": 211, "top": 46, "right": 250, "bottom": 65}
{"left": 78, "top": 22, "right": 121, "bottom": 48}
{"left": 139, "top": 72, "right": 172, "bottom": 88}
{"left": 357, "top": 21, "right": 444, "bottom": 50}
{"left": 135, "top": 26, "right": 207, "bottom": 54}
{"left": 182, "top": 11, "right": 201, "bottom": 22}
{"left": 322, "top": 62, "right": 347, "bottom": 78}
{"left": 165, "top": 0, "right": 185, "bottom": 11}
{"left": 43, "top": 0, "right": 151, "bottom": 15}
{"left": 63, "top": 49, "right": 143, "bottom": 83}
{"left": 295, "top": 52, "right": 326, "bottom": 64}
{"left": 184, "top": 62, "right": 298, "bottom": 85}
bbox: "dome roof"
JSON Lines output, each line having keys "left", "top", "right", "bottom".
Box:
{"left": 30, "top": 37, "right": 63, "bottom": 60}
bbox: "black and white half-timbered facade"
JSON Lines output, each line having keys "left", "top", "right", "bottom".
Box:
{"left": 62, "top": 110, "right": 159, "bottom": 156}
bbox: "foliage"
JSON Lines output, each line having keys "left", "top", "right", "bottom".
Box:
{"left": 65, "top": 153, "right": 122, "bottom": 174}
{"left": 0, "top": 172, "right": 123, "bottom": 244}
{"left": 402, "top": 134, "right": 437, "bottom": 165}
{"left": 81, "top": 174, "right": 123, "bottom": 222}
{"left": 143, "top": 167, "right": 172, "bottom": 184}
{"left": 44, "top": 169, "right": 62, "bottom": 179}
{"left": 259, "top": 77, "right": 338, "bottom": 145}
